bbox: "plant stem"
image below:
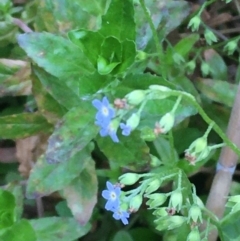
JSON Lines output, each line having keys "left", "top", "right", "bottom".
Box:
{"left": 139, "top": 0, "right": 167, "bottom": 79}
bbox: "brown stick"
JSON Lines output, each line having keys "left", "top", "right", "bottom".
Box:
{"left": 204, "top": 84, "right": 240, "bottom": 240}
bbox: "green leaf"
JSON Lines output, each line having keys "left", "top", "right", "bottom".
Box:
{"left": 17, "top": 32, "right": 95, "bottom": 79}
{"left": 113, "top": 230, "right": 134, "bottom": 241}
{"left": 166, "top": 34, "right": 199, "bottom": 65}
{"left": 0, "top": 219, "right": 36, "bottom": 241}
{"left": 32, "top": 66, "right": 81, "bottom": 110}
{"left": 100, "top": 0, "right": 135, "bottom": 41}
{"left": 68, "top": 30, "right": 104, "bottom": 67}
{"left": 0, "top": 59, "right": 31, "bottom": 97}
{"left": 30, "top": 217, "right": 91, "bottom": 241}
{"left": 196, "top": 78, "right": 237, "bottom": 107}
{"left": 77, "top": 0, "right": 108, "bottom": 16}
{"left": 45, "top": 103, "right": 98, "bottom": 164}
{"left": 34, "top": 0, "right": 99, "bottom": 33}
{"left": 153, "top": 136, "right": 178, "bottom": 166}
{"left": 62, "top": 160, "right": 97, "bottom": 225}
{"left": 0, "top": 112, "right": 52, "bottom": 139}
{"left": 26, "top": 145, "right": 92, "bottom": 198}
{"left": 32, "top": 68, "right": 67, "bottom": 124}
{"left": 0, "top": 189, "right": 15, "bottom": 229}
{"left": 220, "top": 211, "right": 240, "bottom": 241}
{"left": 204, "top": 49, "right": 228, "bottom": 80}
{"left": 6, "top": 183, "right": 24, "bottom": 221}
{"left": 97, "top": 131, "right": 150, "bottom": 170}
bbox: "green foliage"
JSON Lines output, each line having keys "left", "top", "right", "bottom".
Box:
{"left": 1, "top": 0, "right": 240, "bottom": 240}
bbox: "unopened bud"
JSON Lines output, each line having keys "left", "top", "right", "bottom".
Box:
{"left": 125, "top": 90, "right": 147, "bottom": 106}
{"left": 119, "top": 173, "right": 140, "bottom": 186}
{"left": 129, "top": 194, "right": 143, "bottom": 212}
{"left": 169, "top": 189, "right": 183, "bottom": 212}
{"left": 155, "top": 112, "right": 175, "bottom": 135}
{"left": 188, "top": 204, "right": 203, "bottom": 223}
{"left": 187, "top": 227, "right": 201, "bottom": 241}
{"left": 146, "top": 193, "right": 167, "bottom": 208}
{"left": 145, "top": 179, "right": 161, "bottom": 194}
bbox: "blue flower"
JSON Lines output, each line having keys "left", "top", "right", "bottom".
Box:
{"left": 92, "top": 97, "right": 115, "bottom": 125}
{"left": 120, "top": 123, "right": 131, "bottom": 136}
{"left": 112, "top": 208, "right": 130, "bottom": 225}
{"left": 102, "top": 181, "right": 121, "bottom": 211}
{"left": 96, "top": 119, "right": 120, "bottom": 143}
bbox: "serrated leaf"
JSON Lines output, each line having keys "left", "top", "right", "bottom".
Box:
{"left": 196, "top": 78, "right": 237, "bottom": 107}
{"left": 62, "top": 160, "right": 97, "bottom": 225}
{"left": 30, "top": 217, "right": 91, "bottom": 241}
{"left": 0, "top": 113, "right": 52, "bottom": 139}
{"left": 0, "top": 59, "right": 31, "bottom": 97}
{"left": 0, "top": 219, "right": 36, "bottom": 241}
{"left": 100, "top": 0, "right": 135, "bottom": 41}
{"left": 97, "top": 131, "right": 150, "bottom": 169}
{"left": 46, "top": 103, "right": 98, "bottom": 164}
{"left": 17, "top": 32, "right": 94, "bottom": 79}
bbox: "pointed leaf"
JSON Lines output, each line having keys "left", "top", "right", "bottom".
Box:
{"left": 0, "top": 113, "right": 52, "bottom": 139}
{"left": 17, "top": 32, "right": 94, "bottom": 79}
{"left": 62, "top": 160, "right": 97, "bottom": 225}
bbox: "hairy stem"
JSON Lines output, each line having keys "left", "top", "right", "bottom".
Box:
{"left": 139, "top": 0, "right": 167, "bottom": 79}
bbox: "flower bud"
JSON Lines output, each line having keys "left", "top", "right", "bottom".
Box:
{"left": 140, "top": 127, "right": 157, "bottom": 141}
{"left": 173, "top": 53, "right": 185, "bottom": 65}
{"left": 224, "top": 40, "right": 238, "bottom": 55}
{"left": 149, "top": 85, "right": 171, "bottom": 92}
{"left": 152, "top": 207, "right": 168, "bottom": 217}
{"left": 146, "top": 193, "right": 167, "bottom": 208}
{"left": 136, "top": 50, "right": 148, "bottom": 60}
{"left": 185, "top": 60, "right": 196, "bottom": 74}
{"left": 126, "top": 113, "right": 140, "bottom": 130}
{"left": 145, "top": 179, "right": 161, "bottom": 194}
{"left": 188, "top": 204, "right": 203, "bottom": 223}
{"left": 204, "top": 28, "right": 218, "bottom": 45}
{"left": 149, "top": 154, "right": 162, "bottom": 167}
{"left": 155, "top": 112, "right": 175, "bottom": 135}
{"left": 129, "top": 194, "right": 143, "bottom": 211}
{"left": 188, "top": 15, "right": 201, "bottom": 31}
{"left": 187, "top": 227, "right": 201, "bottom": 241}
{"left": 125, "top": 90, "right": 147, "bottom": 106}
{"left": 169, "top": 189, "right": 183, "bottom": 212}
{"left": 201, "top": 61, "right": 210, "bottom": 76}
{"left": 156, "top": 215, "right": 186, "bottom": 231}
{"left": 119, "top": 173, "right": 140, "bottom": 186}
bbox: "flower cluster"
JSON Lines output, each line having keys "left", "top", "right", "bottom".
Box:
{"left": 102, "top": 181, "right": 130, "bottom": 225}
{"left": 92, "top": 97, "right": 119, "bottom": 142}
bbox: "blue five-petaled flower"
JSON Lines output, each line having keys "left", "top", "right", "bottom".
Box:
{"left": 92, "top": 97, "right": 119, "bottom": 143}
{"left": 102, "top": 181, "right": 121, "bottom": 211}
{"left": 102, "top": 181, "right": 130, "bottom": 225}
